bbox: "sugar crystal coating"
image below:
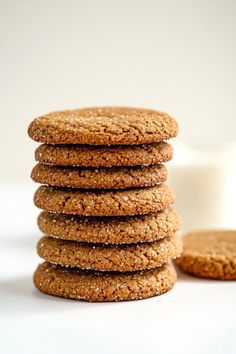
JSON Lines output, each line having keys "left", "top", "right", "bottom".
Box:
{"left": 34, "top": 262, "right": 177, "bottom": 302}
{"left": 37, "top": 235, "right": 182, "bottom": 271}
{"left": 37, "top": 208, "right": 180, "bottom": 244}
{"left": 35, "top": 141, "right": 173, "bottom": 167}
{"left": 31, "top": 163, "right": 168, "bottom": 189}
{"left": 175, "top": 230, "right": 236, "bottom": 279}
{"left": 28, "top": 107, "right": 178, "bottom": 145}
{"left": 34, "top": 184, "right": 175, "bottom": 216}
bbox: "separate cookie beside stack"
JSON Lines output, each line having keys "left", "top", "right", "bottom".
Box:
{"left": 28, "top": 107, "right": 182, "bottom": 302}
{"left": 175, "top": 230, "right": 236, "bottom": 279}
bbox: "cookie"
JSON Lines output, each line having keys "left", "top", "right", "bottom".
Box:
{"left": 35, "top": 142, "right": 173, "bottom": 167}
{"left": 38, "top": 208, "right": 180, "bottom": 244}
{"left": 37, "top": 235, "right": 182, "bottom": 272}
{"left": 33, "top": 262, "right": 177, "bottom": 302}
{"left": 175, "top": 230, "right": 236, "bottom": 280}
{"left": 34, "top": 184, "right": 174, "bottom": 216}
{"left": 28, "top": 107, "right": 178, "bottom": 145}
{"left": 31, "top": 163, "right": 167, "bottom": 189}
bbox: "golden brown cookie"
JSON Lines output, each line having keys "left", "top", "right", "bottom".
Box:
{"left": 37, "top": 235, "right": 182, "bottom": 272}
{"left": 175, "top": 230, "right": 236, "bottom": 280}
{"left": 34, "top": 184, "right": 174, "bottom": 216}
{"left": 33, "top": 262, "right": 177, "bottom": 302}
{"left": 37, "top": 208, "right": 180, "bottom": 244}
{"left": 35, "top": 142, "right": 173, "bottom": 167}
{"left": 31, "top": 163, "right": 167, "bottom": 189}
{"left": 28, "top": 107, "right": 178, "bottom": 145}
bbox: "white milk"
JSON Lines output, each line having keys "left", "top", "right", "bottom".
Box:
{"left": 168, "top": 143, "right": 236, "bottom": 232}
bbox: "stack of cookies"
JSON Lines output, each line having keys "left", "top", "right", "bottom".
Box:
{"left": 28, "top": 107, "right": 182, "bottom": 302}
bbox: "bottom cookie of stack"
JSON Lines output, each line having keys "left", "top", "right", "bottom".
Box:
{"left": 34, "top": 262, "right": 177, "bottom": 302}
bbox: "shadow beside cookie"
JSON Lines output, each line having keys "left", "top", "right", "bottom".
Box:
{"left": 0, "top": 275, "right": 94, "bottom": 315}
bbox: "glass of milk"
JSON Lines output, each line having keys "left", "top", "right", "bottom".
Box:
{"left": 168, "top": 142, "right": 236, "bottom": 232}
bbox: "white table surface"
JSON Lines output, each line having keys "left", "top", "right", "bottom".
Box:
{"left": 1, "top": 184, "right": 235, "bottom": 354}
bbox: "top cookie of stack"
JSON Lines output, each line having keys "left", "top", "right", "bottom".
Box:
{"left": 29, "top": 107, "right": 181, "bottom": 302}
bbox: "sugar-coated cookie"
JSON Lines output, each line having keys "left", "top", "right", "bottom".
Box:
{"left": 34, "top": 184, "right": 174, "bottom": 216}
{"left": 35, "top": 142, "right": 173, "bottom": 167}
{"left": 34, "top": 262, "right": 177, "bottom": 302}
{"left": 175, "top": 230, "right": 236, "bottom": 279}
{"left": 37, "top": 235, "right": 182, "bottom": 272}
{"left": 37, "top": 208, "right": 180, "bottom": 244}
{"left": 28, "top": 107, "right": 178, "bottom": 145}
{"left": 31, "top": 163, "right": 167, "bottom": 189}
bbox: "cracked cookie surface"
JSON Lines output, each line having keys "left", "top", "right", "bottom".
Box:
{"left": 37, "top": 207, "right": 180, "bottom": 244}
{"left": 175, "top": 230, "right": 236, "bottom": 279}
{"left": 35, "top": 142, "right": 173, "bottom": 167}
{"left": 31, "top": 163, "right": 167, "bottom": 189}
{"left": 34, "top": 184, "right": 174, "bottom": 216}
{"left": 37, "top": 235, "right": 182, "bottom": 272}
{"left": 28, "top": 107, "right": 178, "bottom": 145}
{"left": 33, "top": 262, "right": 177, "bottom": 302}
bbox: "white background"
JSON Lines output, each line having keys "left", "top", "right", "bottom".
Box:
{"left": 0, "top": 0, "right": 236, "bottom": 182}
{"left": 1, "top": 1, "right": 236, "bottom": 354}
